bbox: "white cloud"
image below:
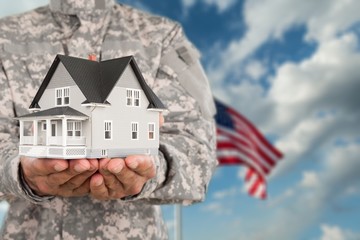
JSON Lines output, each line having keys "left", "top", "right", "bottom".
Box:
{"left": 235, "top": 143, "right": 360, "bottom": 240}
{"left": 209, "top": 0, "right": 360, "bottom": 85}
{"left": 0, "top": 0, "right": 48, "bottom": 18}
{"left": 201, "top": 202, "right": 231, "bottom": 215}
{"left": 212, "top": 187, "right": 238, "bottom": 199}
{"left": 320, "top": 224, "right": 360, "bottom": 240}
{"left": 320, "top": 225, "right": 346, "bottom": 240}
{"left": 244, "top": 60, "right": 267, "bottom": 81}
{"left": 300, "top": 171, "right": 320, "bottom": 188}
{"left": 180, "top": 0, "right": 237, "bottom": 13}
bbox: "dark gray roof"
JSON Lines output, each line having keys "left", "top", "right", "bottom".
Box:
{"left": 17, "top": 107, "right": 88, "bottom": 119}
{"left": 29, "top": 55, "right": 166, "bottom": 110}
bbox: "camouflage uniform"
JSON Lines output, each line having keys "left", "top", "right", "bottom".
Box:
{"left": 0, "top": 0, "right": 217, "bottom": 239}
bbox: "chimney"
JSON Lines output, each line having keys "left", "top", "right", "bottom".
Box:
{"left": 88, "top": 54, "right": 97, "bottom": 61}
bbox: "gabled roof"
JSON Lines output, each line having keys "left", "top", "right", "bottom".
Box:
{"left": 16, "top": 107, "right": 88, "bottom": 119}
{"left": 29, "top": 54, "right": 166, "bottom": 110}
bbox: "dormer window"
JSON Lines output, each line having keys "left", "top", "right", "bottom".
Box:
{"left": 134, "top": 90, "right": 140, "bottom": 106}
{"left": 126, "top": 88, "right": 140, "bottom": 107}
{"left": 56, "top": 87, "right": 70, "bottom": 106}
{"left": 126, "top": 89, "right": 132, "bottom": 106}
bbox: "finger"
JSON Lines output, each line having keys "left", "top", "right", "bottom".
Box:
{"left": 110, "top": 161, "right": 145, "bottom": 196}
{"left": 58, "top": 167, "right": 97, "bottom": 190}
{"left": 100, "top": 158, "right": 124, "bottom": 192}
{"left": 90, "top": 173, "right": 109, "bottom": 200}
{"left": 65, "top": 178, "right": 91, "bottom": 197}
{"left": 21, "top": 157, "right": 69, "bottom": 177}
{"left": 46, "top": 159, "right": 92, "bottom": 186}
{"left": 124, "top": 155, "right": 156, "bottom": 178}
{"left": 69, "top": 158, "right": 92, "bottom": 174}
{"left": 106, "top": 158, "right": 125, "bottom": 175}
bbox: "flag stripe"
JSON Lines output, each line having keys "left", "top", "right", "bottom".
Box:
{"left": 217, "top": 149, "right": 265, "bottom": 176}
{"left": 228, "top": 107, "right": 283, "bottom": 158}
{"left": 233, "top": 119, "right": 280, "bottom": 164}
{"left": 217, "top": 142, "right": 270, "bottom": 174}
{"left": 218, "top": 127, "right": 276, "bottom": 168}
{"left": 215, "top": 99, "right": 283, "bottom": 200}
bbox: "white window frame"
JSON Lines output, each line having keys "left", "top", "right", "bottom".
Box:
{"left": 125, "top": 88, "right": 141, "bottom": 107}
{"left": 104, "top": 121, "right": 112, "bottom": 140}
{"left": 134, "top": 90, "right": 140, "bottom": 107}
{"left": 126, "top": 89, "right": 132, "bottom": 106}
{"left": 67, "top": 121, "right": 82, "bottom": 137}
{"left": 148, "top": 123, "right": 155, "bottom": 140}
{"left": 55, "top": 87, "right": 70, "bottom": 106}
{"left": 131, "top": 122, "right": 139, "bottom": 140}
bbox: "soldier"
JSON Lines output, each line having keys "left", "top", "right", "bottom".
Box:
{"left": 0, "top": 0, "right": 217, "bottom": 239}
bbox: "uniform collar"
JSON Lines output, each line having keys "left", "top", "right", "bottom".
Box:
{"left": 49, "top": 0, "right": 115, "bottom": 15}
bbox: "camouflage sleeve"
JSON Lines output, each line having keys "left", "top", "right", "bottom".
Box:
{"left": 126, "top": 22, "right": 218, "bottom": 205}
{"left": 0, "top": 58, "right": 53, "bottom": 204}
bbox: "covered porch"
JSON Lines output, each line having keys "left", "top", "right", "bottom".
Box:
{"left": 17, "top": 107, "right": 89, "bottom": 159}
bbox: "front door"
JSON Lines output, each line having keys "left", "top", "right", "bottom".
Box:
{"left": 51, "top": 122, "right": 57, "bottom": 137}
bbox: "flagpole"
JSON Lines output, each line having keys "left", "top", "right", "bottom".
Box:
{"left": 174, "top": 204, "right": 182, "bottom": 240}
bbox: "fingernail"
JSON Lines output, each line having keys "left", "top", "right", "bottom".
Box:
{"left": 111, "top": 164, "right": 123, "bottom": 174}
{"left": 74, "top": 163, "right": 89, "bottom": 173}
{"left": 94, "top": 178, "right": 103, "bottom": 187}
{"left": 54, "top": 164, "right": 67, "bottom": 172}
{"left": 128, "top": 160, "right": 139, "bottom": 169}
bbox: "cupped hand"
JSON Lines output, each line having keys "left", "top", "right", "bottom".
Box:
{"left": 20, "top": 157, "right": 98, "bottom": 197}
{"left": 89, "top": 155, "right": 156, "bottom": 200}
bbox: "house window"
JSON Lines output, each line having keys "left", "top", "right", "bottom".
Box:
{"left": 126, "top": 89, "right": 141, "bottom": 107}
{"left": 64, "top": 88, "right": 70, "bottom": 105}
{"left": 134, "top": 90, "right": 140, "bottom": 106}
{"left": 131, "top": 122, "right": 138, "bottom": 140}
{"left": 126, "top": 89, "right": 132, "bottom": 106}
{"left": 56, "top": 87, "right": 70, "bottom": 106}
{"left": 42, "top": 122, "right": 47, "bottom": 131}
{"left": 67, "top": 121, "right": 82, "bottom": 137}
{"left": 56, "top": 89, "right": 62, "bottom": 105}
{"left": 105, "top": 121, "right": 112, "bottom": 140}
{"left": 148, "top": 123, "right": 155, "bottom": 140}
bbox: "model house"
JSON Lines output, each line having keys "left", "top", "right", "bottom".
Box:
{"left": 16, "top": 54, "right": 166, "bottom": 159}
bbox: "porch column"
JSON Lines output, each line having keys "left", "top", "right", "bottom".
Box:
{"left": 19, "top": 120, "right": 24, "bottom": 145}
{"left": 62, "top": 118, "right": 67, "bottom": 147}
{"left": 33, "top": 120, "right": 38, "bottom": 146}
{"left": 46, "top": 119, "right": 51, "bottom": 146}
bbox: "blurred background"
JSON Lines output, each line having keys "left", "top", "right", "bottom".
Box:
{"left": 1, "top": 0, "right": 360, "bottom": 239}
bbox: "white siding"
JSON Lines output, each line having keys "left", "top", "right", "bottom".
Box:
{"left": 115, "top": 65, "right": 142, "bottom": 89}
{"left": 47, "top": 63, "right": 76, "bottom": 89}
{"left": 90, "top": 87, "right": 159, "bottom": 150}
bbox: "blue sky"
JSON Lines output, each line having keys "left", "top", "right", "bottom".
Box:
{"left": 1, "top": 0, "right": 360, "bottom": 239}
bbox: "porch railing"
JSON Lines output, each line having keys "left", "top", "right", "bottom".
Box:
{"left": 21, "top": 136, "right": 34, "bottom": 145}
{"left": 67, "top": 136, "right": 86, "bottom": 146}
{"left": 21, "top": 136, "right": 86, "bottom": 146}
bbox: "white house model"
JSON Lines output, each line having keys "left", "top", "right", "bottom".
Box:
{"left": 16, "top": 54, "right": 166, "bottom": 159}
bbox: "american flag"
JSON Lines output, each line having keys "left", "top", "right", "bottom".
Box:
{"left": 215, "top": 99, "right": 283, "bottom": 199}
